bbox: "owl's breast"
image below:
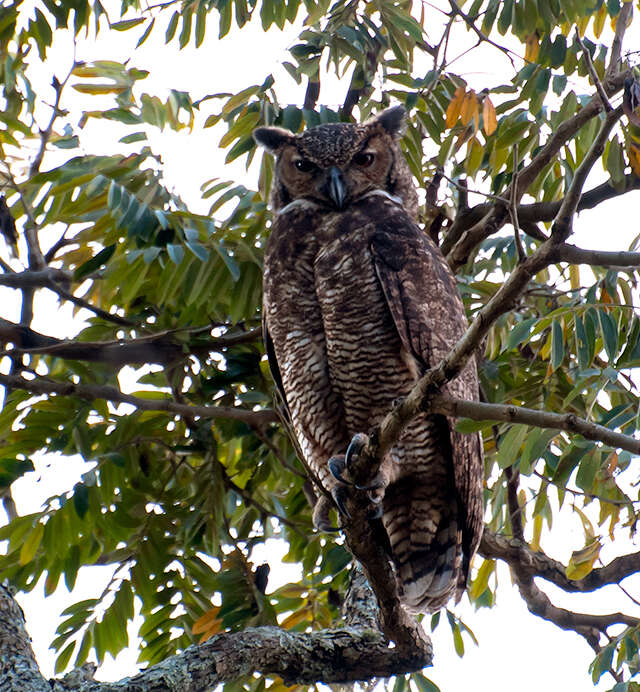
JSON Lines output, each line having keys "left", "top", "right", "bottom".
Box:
{"left": 313, "top": 209, "right": 417, "bottom": 436}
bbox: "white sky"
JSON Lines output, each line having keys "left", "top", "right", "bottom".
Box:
{"left": 3, "top": 1, "right": 640, "bottom": 690}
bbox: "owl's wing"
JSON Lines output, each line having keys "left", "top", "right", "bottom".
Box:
{"left": 370, "top": 216, "right": 483, "bottom": 580}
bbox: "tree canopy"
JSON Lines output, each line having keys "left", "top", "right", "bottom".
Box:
{"left": 1, "top": 0, "right": 640, "bottom": 690}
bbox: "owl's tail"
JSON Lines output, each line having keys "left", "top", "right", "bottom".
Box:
{"left": 382, "top": 476, "right": 463, "bottom": 613}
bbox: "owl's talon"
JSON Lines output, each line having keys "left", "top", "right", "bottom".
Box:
{"left": 355, "top": 470, "right": 386, "bottom": 492}
{"left": 367, "top": 504, "right": 383, "bottom": 521}
{"left": 345, "top": 432, "right": 369, "bottom": 468}
{"left": 328, "top": 455, "right": 353, "bottom": 485}
{"left": 331, "top": 485, "right": 351, "bottom": 520}
{"left": 312, "top": 496, "right": 340, "bottom": 532}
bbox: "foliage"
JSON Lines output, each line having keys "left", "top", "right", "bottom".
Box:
{"left": 0, "top": 0, "right": 640, "bottom": 689}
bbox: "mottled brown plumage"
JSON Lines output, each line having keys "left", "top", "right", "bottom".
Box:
{"left": 255, "top": 106, "right": 483, "bottom": 613}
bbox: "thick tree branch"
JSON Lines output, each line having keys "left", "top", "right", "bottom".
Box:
{"left": 0, "top": 268, "right": 72, "bottom": 288}
{"left": 480, "top": 530, "right": 640, "bottom": 594}
{"left": 551, "top": 243, "right": 640, "bottom": 269}
{"left": 444, "top": 174, "right": 640, "bottom": 243}
{"left": 0, "top": 373, "right": 278, "bottom": 426}
{"left": 0, "top": 583, "right": 430, "bottom": 692}
{"left": 432, "top": 396, "right": 640, "bottom": 455}
{"left": 0, "top": 319, "right": 261, "bottom": 366}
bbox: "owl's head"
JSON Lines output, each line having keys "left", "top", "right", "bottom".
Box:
{"left": 253, "top": 106, "right": 418, "bottom": 219}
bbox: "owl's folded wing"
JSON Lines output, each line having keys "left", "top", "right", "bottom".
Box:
{"left": 370, "top": 218, "right": 484, "bottom": 579}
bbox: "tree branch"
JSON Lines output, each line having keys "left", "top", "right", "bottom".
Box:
{"left": 0, "top": 319, "right": 261, "bottom": 366}
{"left": 480, "top": 530, "right": 640, "bottom": 594}
{"left": 551, "top": 243, "right": 640, "bottom": 269}
{"left": 606, "top": 0, "right": 633, "bottom": 82}
{"left": 0, "top": 268, "right": 72, "bottom": 288}
{"left": 431, "top": 396, "right": 640, "bottom": 456}
{"left": 0, "top": 582, "right": 430, "bottom": 692}
{"left": 0, "top": 373, "right": 278, "bottom": 426}
{"left": 443, "top": 174, "right": 640, "bottom": 244}
{"left": 551, "top": 106, "right": 624, "bottom": 241}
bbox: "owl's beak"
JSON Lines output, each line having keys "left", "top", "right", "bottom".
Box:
{"left": 325, "top": 166, "right": 347, "bottom": 210}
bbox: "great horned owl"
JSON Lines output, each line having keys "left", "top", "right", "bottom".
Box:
{"left": 255, "top": 106, "right": 483, "bottom": 613}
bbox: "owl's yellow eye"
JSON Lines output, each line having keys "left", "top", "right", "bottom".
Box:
{"left": 353, "top": 151, "right": 374, "bottom": 167}
{"left": 294, "top": 159, "right": 316, "bottom": 173}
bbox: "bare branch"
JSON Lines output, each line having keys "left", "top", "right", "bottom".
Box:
{"left": 576, "top": 29, "right": 613, "bottom": 112}
{"left": 444, "top": 174, "right": 640, "bottom": 244}
{"left": 448, "top": 0, "right": 515, "bottom": 67}
{"left": 552, "top": 106, "right": 624, "bottom": 241}
{"left": 0, "top": 268, "right": 72, "bottom": 289}
{"left": 606, "top": 0, "right": 634, "bottom": 82}
{"left": 480, "top": 530, "right": 640, "bottom": 594}
{"left": 486, "top": 538, "right": 638, "bottom": 642}
{"left": 0, "top": 319, "right": 261, "bottom": 366}
{"left": 44, "top": 279, "right": 137, "bottom": 327}
{"left": 0, "top": 373, "right": 278, "bottom": 426}
{"left": 552, "top": 243, "right": 640, "bottom": 269}
{"left": 432, "top": 395, "right": 640, "bottom": 456}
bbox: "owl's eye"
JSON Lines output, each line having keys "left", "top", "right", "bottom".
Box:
{"left": 353, "top": 151, "right": 375, "bottom": 167}
{"left": 294, "top": 159, "right": 316, "bottom": 173}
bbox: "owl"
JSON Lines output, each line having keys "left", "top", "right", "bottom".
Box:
{"left": 255, "top": 106, "right": 483, "bottom": 613}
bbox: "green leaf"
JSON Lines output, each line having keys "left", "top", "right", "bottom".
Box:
{"left": 54, "top": 641, "right": 76, "bottom": 674}
{"left": 412, "top": 674, "right": 441, "bottom": 692}
{"left": 550, "top": 318, "right": 564, "bottom": 371}
{"left": 497, "top": 424, "right": 529, "bottom": 469}
{"left": 598, "top": 310, "right": 618, "bottom": 362}
{"left": 73, "top": 484, "right": 90, "bottom": 519}
{"left": 19, "top": 522, "right": 44, "bottom": 565}
{"left": 505, "top": 317, "right": 537, "bottom": 350}
{"left": 74, "top": 244, "right": 116, "bottom": 280}
{"left": 111, "top": 18, "right": 145, "bottom": 31}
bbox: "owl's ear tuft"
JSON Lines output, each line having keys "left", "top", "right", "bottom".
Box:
{"left": 374, "top": 105, "right": 407, "bottom": 138}
{"left": 253, "top": 127, "right": 295, "bottom": 153}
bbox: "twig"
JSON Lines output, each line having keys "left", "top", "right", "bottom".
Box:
{"left": 44, "top": 279, "right": 137, "bottom": 327}
{"left": 551, "top": 106, "right": 624, "bottom": 241}
{"left": 0, "top": 373, "right": 279, "bottom": 427}
{"left": 575, "top": 29, "right": 613, "bottom": 112}
{"left": 448, "top": 0, "right": 515, "bottom": 67}
{"left": 29, "top": 62, "right": 75, "bottom": 177}
{"left": 510, "top": 144, "right": 526, "bottom": 262}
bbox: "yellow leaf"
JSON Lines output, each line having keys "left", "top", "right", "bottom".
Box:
{"left": 460, "top": 90, "right": 478, "bottom": 126}
{"left": 530, "top": 514, "right": 543, "bottom": 552}
{"left": 576, "top": 14, "right": 589, "bottom": 36}
{"left": 605, "top": 451, "right": 619, "bottom": 475}
{"left": 470, "top": 559, "right": 495, "bottom": 600}
{"left": 524, "top": 33, "right": 540, "bottom": 63}
{"left": 592, "top": 3, "right": 607, "bottom": 38}
{"left": 569, "top": 264, "right": 580, "bottom": 291}
{"left": 566, "top": 539, "right": 601, "bottom": 580}
{"left": 72, "top": 84, "right": 128, "bottom": 94}
{"left": 482, "top": 96, "right": 497, "bottom": 136}
{"left": 19, "top": 522, "right": 44, "bottom": 565}
{"left": 629, "top": 144, "right": 640, "bottom": 176}
{"left": 445, "top": 86, "right": 465, "bottom": 128}
{"left": 280, "top": 605, "right": 311, "bottom": 629}
{"left": 192, "top": 605, "right": 222, "bottom": 635}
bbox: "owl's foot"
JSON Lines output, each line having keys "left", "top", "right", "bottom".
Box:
{"left": 312, "top": 496, "right": 341, "bottom": 533}
{"left": 328, "top": 455, "right": 353, "bottom": 486}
